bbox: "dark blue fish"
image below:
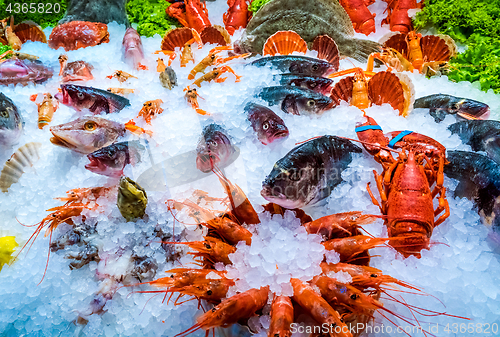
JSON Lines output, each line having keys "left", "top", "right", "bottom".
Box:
{"left": 275, "top": 73, "right": 333, "bottom": 95}
{"left": 258, "top": 86, "right": 335, "bottom": 115}
{"left": 261, "top": 136, "right": 361, "bottom": 208}
{"left": 86, "top": 141, "right": 144, "bottom": 177}
{"left": 448, "top": 120, "right": 500, "bottom": 164}
{"left": 250, "top": 55, "right": 337, "bottom": 76}
{"left": 414, "top": 94, "right": 489, "bottom": 123}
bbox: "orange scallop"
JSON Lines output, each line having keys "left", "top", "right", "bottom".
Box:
{"left": 262, "top": 31, "right": 307, "bottom": 56}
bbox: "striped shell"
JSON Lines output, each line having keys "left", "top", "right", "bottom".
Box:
{"left": 368, "top": 71, "right": 406, "bottom": 116}
{"left": 200, "top": 25, "right": 230, "bottom": 46}
{"left": 330, "top": 76, "right": 354, "bottom": 105}
{"left": 13, "top": 21, "right": 47, "bottom": 44}
{"left": 312, "top": 35, "right": 340, "bottom": 70}
{"left": 263, "top": 31, "right": 307, "bottom": 56}
{"left": 161, "top": 28, "right": 196, "bottom": 51}
{"left": 421, "top": 35, "right": 456, "bottom": 62}
{"left": 0, "top": 142, "right": 41, "bottom": 192}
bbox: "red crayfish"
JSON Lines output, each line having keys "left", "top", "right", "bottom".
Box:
{"left": 223, "top": 0, "right": 252, "bottom": 35}
{"left": 381, "top": 0, "right": 423, "bottom": 33}
{"left": 355, "top": 115, "right": 450, "bottom": 257}
{"left": 339, "top": 0, "right": 376, "bottom": 35}
{"left": 166, "top": 0, "right": 211, "bottom": 33}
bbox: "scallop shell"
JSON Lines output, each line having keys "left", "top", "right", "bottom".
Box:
{"left": 330, "top": 76, "right": 354, "bottom": 105}
{"left": 393, "top": 72, "right": 415, "bottom": 117}
{"left": 421, "top": 34, "right": 455, "bottom": 62}
{"left": 262, "top": 31, "right": 307, "bottom": 56}
{"left": 161, "top": 28, "right": 195, "bottom": 51}
{"left": 311, "top": 35, "right": 340, "bottom": 70}
{"left": 201, "top": 25, "right": 230, "bottom": 46}
{"left": 368, "top": 71, "right": 406, "bottom": 116}
{"left": 13, "top": 21, "right": 47, "bottom": 43}
{"left": 381, "top": 32, "right": 408, "bottom": 57}
{"left": 0, "top": 142, "right": 42, "bottom": 193}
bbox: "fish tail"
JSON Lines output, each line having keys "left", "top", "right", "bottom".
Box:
{"left": 351, "top": 39, "right": 381, "bottom": 62}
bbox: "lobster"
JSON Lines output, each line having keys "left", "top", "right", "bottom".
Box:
{"left": 166, "top": 0, "right": 211, "bottom": 33}
{"left": 339, "top": 0, "right": 376, "bottom": 35}
{"left": 355, "top": 115, "right": 450, "bottom": 257}
{"left": 381, "top": 0, "right": 423, "bottom": 33}
{"left": 223, "top": 0, "right": 252, "bottom": 35}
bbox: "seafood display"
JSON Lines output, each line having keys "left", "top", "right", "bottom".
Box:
{"left": 1, "top": 1, "right": 499, "bottom": 337}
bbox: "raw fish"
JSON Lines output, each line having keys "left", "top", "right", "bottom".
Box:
{"left": 414, "top": 94, "right": 489, "bottom": 123}
{"left": 85, "top": 141, "right": 144, "bottom": 177}
{"left": 276, "top": 73, "right": 333, "bottom": 95}
{"left": 258, "top": 86, "right": 335, "bottom": 115}
{"left": 55, "top": 84, "right": 131, "bottom": 114}
{"left": 196, "top": 124, "right": 236, "bottom": 173}
{"left": 250, "top": 56, "right": 337, "bottom": 76}
{"left": 0, "top": 93, "right": 23, "bottom": 150}
{"left": 122, "top": 27, "right": 145, "bottom": 69}
{"left": 448, "top": 120, "right": 500, "bottom": 164}
{"left": 245, "top": 103, "right": 289, "bottom": 145}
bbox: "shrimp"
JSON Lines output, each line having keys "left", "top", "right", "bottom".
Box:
{"left": 188, "top": 47, "right": 248, "bottom": 80}
{"left": 192, "top": 66, "right": 241, "bottom": 87}
{"left": 138, "top": 99, "right": 164, "bottom": 124}
{"left": 204, "top": 216, "right": 253, "bottom": 246}
{"left": 164, "top": 236, "right": 236, "bottom": 266}
{"left": 213, "top": 166, "right": 259, "bottom": 225}
{"left": 55, "top": 186, "right": 114, "bottom": 206}
{"left": 290, "top": 278, "right": 352, "bottom": 337}
{"left": 106, "top": 70, "right": 138, "bottom": 83}
{"left": 269, "top": 295, "right": 294, "bottom": 337}
{"left": 106, "top": 88, "right": 135, "bottom": 96}
{"left": 184, "top": 86, "right": 209, "bottom": 115}
{"left": 322, "top": 235, "right": 394, "bottom": 262}
{"left": 176, "top": 286, "right": 269, "bottom": 337}
{"left": 142, "top": 268, "right": 234, "bottom": 304}
{"left": 32, "top": 93, "right": 58, "bottom": 129}
{"left": 180, "top": 41, "right": 195, "bottom": 67}
{"left": 304, "top": 211, "right": 381, "bottom": 239}
{"left": 157, "top": 57, "right": 167, "bottom": 72}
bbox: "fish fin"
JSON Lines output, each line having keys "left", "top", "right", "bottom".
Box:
{"left": 161, "top": 27, "right": 195, "bottom": 51}
{"left": 262, "top": 31, "right": 307, "bottom": 56}
{"left": 351, "top": 38, "right": 381, "bottom": 62}
{"left": 421, "top": 35, "right": 453, "bottom": 62}
{"left": 368, "top": 71, "right": 406, "bottom": 116}
{"left": 100, "top": 89, "right": 131, "bottom": 113}
{"left": 281, "top": 95, "right": 299, "bottom": 115}
{"left": 90, "top": 99, "right": 109, "bottom": 114}
{"left": 311, "top": 35, "right": 339, "bottom": 70}
{"left": 201, "top": 25, "right": 230, "bottom": 46}
{"left": 330, "top": 76, "right": 354, "bottom": 105}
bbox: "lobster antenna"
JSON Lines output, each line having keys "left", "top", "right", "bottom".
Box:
{"left": 338, "top": 136, "right": 400, "bottom": 153}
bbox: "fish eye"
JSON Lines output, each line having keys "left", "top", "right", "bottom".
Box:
{"left": 107, "top": 149, "right": 115, "bottom": 158}
{"left": 210, "top": 140, "right": 218, "bottom": 147}
{"left": 263, "top": 122, "right": 269, "bottom": 130}
{"left": 350, "top": 294, "right": 357, "bottom": 300}
{"left": 307, "top": 99, "right": 316, "bottom": 107}
{"left": 207, "top": 290, "right": 212, "bottom": 295}
{"left": 0, "top": 110, "right": 8, "bottom": 118}
{"left": 84, "top": 121, "right": 97, "bottom": 131}
{"left": 312, "top": 64, "right": 319, "bottom": 71}
{"left": 77, "top": 92, "right": 85, "bottom": 100}
{"left": 309, "top": 82, "right": 317, "bottom": 88}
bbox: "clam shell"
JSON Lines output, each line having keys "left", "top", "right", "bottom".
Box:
{"left": 0, "top": 142, "right": 41, "bottom": 192}
{"left": 330, "top": 76, "right": 354, "bottom": 105}
{"left": 368, "top": 71, "right": 406, "bottom": 116}
{"left": 381, "top": 32, "right": 408, "bottom": 57}
{"left": 262, "top": 31, "right": 307, "bottom": 56}
{"left": 312, "top": 35, "right": 339, "bottom": 69}
{"left": 421, "top": 34, "right": 455, "bottom": 62}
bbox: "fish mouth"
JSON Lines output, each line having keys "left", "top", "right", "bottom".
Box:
{"left": 85, "top": 157, "right": 106, "bottom": 172}
{"left": 196, "top": 152, "right": 220, "bottom": 173}
{"left": 271, "top": 130, "right": 289, "bottom": 140}
{"left": 260, "top": 186, "right": 302, "bottom": 209}
{"left": 50, "top": 134, "right": 77, "bottom": 150}
{"left": 458, "top": 107, "right": 490, "bottom": 120}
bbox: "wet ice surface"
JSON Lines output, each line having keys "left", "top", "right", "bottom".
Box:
{"left": 0, "top": 0, "right": 500, "bottom": 336}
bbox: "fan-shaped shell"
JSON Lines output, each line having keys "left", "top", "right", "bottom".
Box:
{"left": 367, "top": 71, "right": 406, "bottom": 116}
{"left": 201, "top": 25, "right": 230, "bottom": 46}
{"left": 0, "top": 142, "right": 41, "bottom": 192}
{"left": 312, "top": 35, "right": 340, "bottom": 70}
{"left": 13, "top": 21, "right": 47, "bottom": 43}
{"left": 161, "top": 27, "right": 195, "bottom": 51}
{"left": 421, "top": 35, "right": 454, "bottom": 62}
{"left": 393, "top": 72, "right": 415, "bottom": 117}
{"left": 330, "top": 76, "right": 354, "bottom": 105}
{"left": 263, "top": 31, "right": 307, "bottom": 56}
{"left": 381, "top": 32, "right": 408, "bottom": 58}
{"left": 49, "top": 21, "right": 109, "bottom": 51}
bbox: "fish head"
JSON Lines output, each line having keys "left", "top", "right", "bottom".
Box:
{"left": 62, "top": 61, "right": 94, "bottom": 82}
{"left": 282, "top": 92, "right": 335, "bottom": 115}
{"left": 261, "top": 159, "right": 320, "bottom": 209}
{"left": 246, "top": 103, "right": 289, "bottom": 145}
{"left": 50, "top": 116, "right": 125, "bottom": 154}
{"left": 290, "top": 59, "right": 336, "bottom": 77}
{"left": 196, "top": 125, "right": 234, "bottom": 173}
{"left": 86, "top": 143, "right": 128, "bottom": 177}
{"left": 232, "top": 32, "right": 255, "bottom": 54}
{"left": 456, "top": 99, "right": 490, "bottom": 120}
{"left": 0, "top": 93, "right": 23, "bottom": 147}
{"left": 55, "top": 84, "right": 92, "bottom": 111}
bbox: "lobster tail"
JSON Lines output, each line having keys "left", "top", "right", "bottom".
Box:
{"left": 262, "top": 30, "right": 308, "bottom": 56}
{"left": 312, "top": 35, "right": 340, "bottom": 70}
{"left": 330, "top": 76, "right": 354, "bottom": 105}
{"left": 420, "top": 35, "right": 456, "bottom": 62}
{"left": 161, "top": 28, "right": 197, "bottom": 51}
{"left": 200, "top": 25, "right": 231, "bottom": 46}
{"left": 367, "top": 71, "right": 406, "bottom": 116}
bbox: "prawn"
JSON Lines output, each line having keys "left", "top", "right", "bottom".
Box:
{"left": 304, "top": 211, "right": 382, "bottom": 239}
{"left": 269, "top": 295, "right": 294, "bottom": 337}
{"left": 163, "top": 236, "right": 236, "bottom": 266}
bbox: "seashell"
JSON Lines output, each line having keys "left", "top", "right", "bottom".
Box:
{"left": 13, "top": 21, "right": 47, "bottom": 44}
{"left": 421, "top": 35, "right": 454, "bottom": 62}
{"left": 330, "top": 76, "right": 354, "bottom": 105}
{"left": 381, "top": 32, "right": 408, "bottom": 57}
{"left": 263, "top": 31, "right": 307, "bottom": 56}
{"left": 368, "top": 71, "right": 405, "bottom": 116}
{"left": 437, "top": 34, "right": 457, "bottom": 58}
{"left": 312, "top": 35, "right": 340, "bottom": 70}
{"left": 0, "top": 142, "right": 41, "bottom": 192}
{"left": 161, "top": 27, "right": 195, "bottom": 51}
{"left": 394, "top": 72, "right": 415, "bottom": 117}
{"left": 200, "top": 25, "right": 231, "bottom": 46}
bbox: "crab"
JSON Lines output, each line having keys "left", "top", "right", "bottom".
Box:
{"left": 48, "top": 21, "right": 109, "bottom": 51}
